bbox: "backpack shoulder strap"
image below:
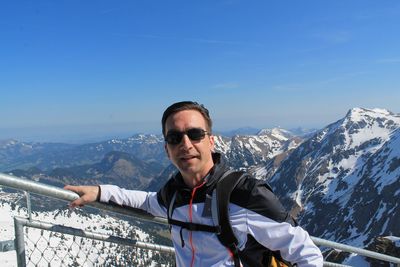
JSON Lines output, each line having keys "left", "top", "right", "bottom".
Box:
{"left": 211, "top": 170, "right": 246, "bottom": 267}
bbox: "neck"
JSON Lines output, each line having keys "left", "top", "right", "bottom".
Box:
{"left": 182, "top": 165, "right": 214, "bottom": 188}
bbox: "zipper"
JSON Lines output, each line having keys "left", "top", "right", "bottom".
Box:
{"left": 188, "top": 181, "right": 206, "bottom": 267}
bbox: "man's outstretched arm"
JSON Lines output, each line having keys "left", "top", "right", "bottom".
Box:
{"left": 64, "top": 184, "right": 167, "bottom": 218}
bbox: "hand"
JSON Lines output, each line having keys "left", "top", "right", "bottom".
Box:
{"left": 64, "top": 185, "right": 100, "bottom": 208}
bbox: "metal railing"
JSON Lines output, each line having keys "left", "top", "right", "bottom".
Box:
{"left": 14, "top": 217, "right": 175, "bottom": 267}
{"left": 1, "top": 172, "right": 400, "bottom": 267}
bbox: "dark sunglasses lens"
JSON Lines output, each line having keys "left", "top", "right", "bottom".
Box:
{"left": 165, "top": 128, "right": 207, "bottom": 145}
{"left": 166, "top": 131, "right": 183, "bottom": 145}
{"left": 187, "top": 128, "right": 206, "bottom": 140}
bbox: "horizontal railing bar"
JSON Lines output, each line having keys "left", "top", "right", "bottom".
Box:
{"left": 0, "top": 172, "right": 167, "bottom": 224}
{"left": 14, "top": 216, "right": 175, "bottom": 254}
{"left": 312, "top": 236, "right": 400, "bottom": 264}
{"left": 323, "top": 262, "right": 352, "bottom": 267}
{"left": 0, "top": 240, "right": 15, "bottom": 252}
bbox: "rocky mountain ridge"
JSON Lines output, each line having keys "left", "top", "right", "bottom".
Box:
{"left": 266, "top": 108, "right": 400, "bottom": 255}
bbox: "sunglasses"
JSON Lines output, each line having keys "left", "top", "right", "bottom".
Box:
{"left": 165, "top": 128, "right": 209, "bottom": 145}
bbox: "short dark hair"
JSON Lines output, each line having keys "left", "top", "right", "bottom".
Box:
{"left": 161, "top": 101, "right": 212, "bottom": 136}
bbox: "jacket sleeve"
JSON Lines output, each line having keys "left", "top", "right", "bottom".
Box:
{"left": 233, "top": 180, "right": 323, "bottom": 267}
{"left": 99, "top": 185, "right": 167, "bottom": 218}
{"left": 246, "top": 212, "right": 323, "bottom": 267}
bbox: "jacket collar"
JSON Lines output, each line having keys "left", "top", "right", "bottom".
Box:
{"left": 172, "top": 152, "right": 229, "bottom": 189}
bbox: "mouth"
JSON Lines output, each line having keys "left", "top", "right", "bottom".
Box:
{"left": 180, "top": 155, "right": 198, "bottom": 161}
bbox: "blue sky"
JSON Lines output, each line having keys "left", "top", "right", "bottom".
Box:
{"left": 1, "top": 1, "right": 399, "bottom": 142}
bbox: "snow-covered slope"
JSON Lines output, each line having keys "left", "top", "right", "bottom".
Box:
{"left": 214, "top": 127, "right": 303, "bottom": 168}
{"left": 268, "top": 108, "right": 400, "bottom": 253}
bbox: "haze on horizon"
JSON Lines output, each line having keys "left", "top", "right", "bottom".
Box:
{"left": 1, "top": 1, "right": 399, "bottom": 143}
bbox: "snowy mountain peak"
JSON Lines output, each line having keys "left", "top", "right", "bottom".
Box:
{"left": 257, "top": 127, "right": 293, "bottom": 141}
{"left": 345, "top": 107, "right": 397, "bottom": 124}
{"left": 0, "top": 139, "right": 19, "bottom": 148}
{"left": 127, "top": 134, "right": 164, "bottom": 143}
{"left": 337, "top": 108, "right": 400, "bottom": 149}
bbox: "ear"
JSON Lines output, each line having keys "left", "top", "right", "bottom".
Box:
{"left": 209, "top": 135, "right": 215, "bottom": 152}
{"left": 164, "top": 143, "right": 170, "bottom": 159}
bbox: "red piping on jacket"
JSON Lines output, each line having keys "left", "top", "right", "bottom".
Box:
{"left": 189, "top": 181, "right": 206, "bottom": 267}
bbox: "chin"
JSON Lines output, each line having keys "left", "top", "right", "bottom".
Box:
{"left": 179, "top": 166, "right": 200, "bottom": 175}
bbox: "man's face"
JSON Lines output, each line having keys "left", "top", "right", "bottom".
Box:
{"left": 164, "top": 109, "right": 215, "bottom": 185}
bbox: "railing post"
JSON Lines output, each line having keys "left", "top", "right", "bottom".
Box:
{"left": 25, "top": 191, "right": 32, "bottom": 222}
{"left": 14, "top": 217, "right": 26, "bottom": 267}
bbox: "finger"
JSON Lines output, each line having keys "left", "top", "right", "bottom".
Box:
{"left": 69, "top": 197, "right": 86, "bottom": 208}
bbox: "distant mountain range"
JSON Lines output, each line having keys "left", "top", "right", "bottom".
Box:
{"left": 215, "top": 126, "right": 317, "bottom": 137}
{"left": 0, "top": 134, "right": 169, "bottom": 172}
{"left": 2, "top": 127, "right": 307, "bottom": 191}
{"left": 0, "top": 127, "right": 316, "bottom": 172}
{"left": 1, "top": 108, "right": 400, "bottom": 265}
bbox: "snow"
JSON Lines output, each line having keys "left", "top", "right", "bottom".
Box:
{"left": 374, "top": 202, "right": 387, "bottom": 221}
{"left": 380, "top": 218, "right": 390, "bottom": 235}
{"left": 346, "top": 224, "right": 360, "bottom": 240}
{"left": 371, "top": 108, "right": 392, "bottom": 115}
{"left": 214, "top": 132, "right": 295, "bottom": 165}
{"left": 348, "top": 108, "right": 394, "bottom": 123}
{"left": 248, "top": 138, "right": 262, "bottom": 152}
{"left": 342, "top": 107, "right": 400, "bottom": 150}
{"left": 0, "top": 251, "right": 16, "bottom": 267}
{"left": 343, "top": 253, "right": 369, "bottom": 266}
{"left": 270, "top": 128, "right": 291, "bottom": 141}
{"left": 316, "top": 129, "right": 329, "bottom": 143}
{"left": 252, "top": 166, "right": 268, "bottom": 179}
{"left": 258, "top": 127, "right": 293, "bottom": 141}
{"left": 292, "top": 186, "right": 303, "bottom": 208}
{"left": 213, "top": 135, "right": 231, "bottom": 154}
{"left": 350, "top": 125, "right": 389, "bottom": 149}
{"left": 339, "top": 155, "right": 358, "bottom": 171}
{"left": 126, "top": 134, "right": 163, "bottom": 144}
{"left": 395, "top": 189, "right": 400, "bottom": 197}
{"left": 95, "top": 144, "right": 104, "bottom": 151}
{"left": 287, "top": 139, "right": 300, "bottom": 151}
{"left": 368, "top": 129, "right": 400, "bottom": 193}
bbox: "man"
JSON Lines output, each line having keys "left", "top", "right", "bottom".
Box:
{"left": 65, "top": 101, "right": 323, "bottom": 267}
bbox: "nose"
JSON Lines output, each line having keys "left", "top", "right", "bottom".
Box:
{"left": 180, "top": 134, "right": 193, "bottom": 149}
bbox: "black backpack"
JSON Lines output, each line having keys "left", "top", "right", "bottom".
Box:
{"left": 164, "top": 170, "right": 294, "bottom": 267}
